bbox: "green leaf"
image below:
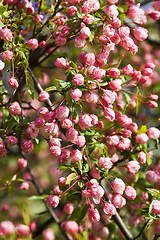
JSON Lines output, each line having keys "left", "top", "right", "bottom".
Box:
{"left": 69, "top": 204, "right": 88, "bottom": 224}
{"left": 137, "top": 125, "right": 147, "bottom": 135}
{"left": 0, "top": 21, "right": 4, "bottom": 27}
{"left": 28, "top": 195, "right": 49, "bottom": 200}
{"left": 66, "top": 173, "right": 78, "bottom": 185}
{"left": 147, "top": 188, "right": 160, "bottom": 198}
{"left": 45, "top": 86, "right": 57, "bottom": 93}
{"left": 136, "top": 88, "right": 141, "bottom": 116}
{"left": 23, "top": 204, "right": 30, "bottom": 225}
{"left": 69, "top": 61, "right": 78, "bottom": 73}
{"left": 25, "top": 70, "right": 34, "bottom": 99}
{"left": 89, "top": 31, "right": 94, "bottom": 42}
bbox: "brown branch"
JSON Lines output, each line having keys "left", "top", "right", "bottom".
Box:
{"left": 133, "top": 219, "right": 150, "bottom": 240}
{"left": 100, "top": 179, "right": 133, "bottom": 240}
{"left": 153, "top": 235, "right": 160, "bottom": 240}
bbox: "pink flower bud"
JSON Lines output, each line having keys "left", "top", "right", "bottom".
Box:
{"left": 136, "top": 133, "right": 149, "bottom": 145}
{"left": 38, "top": 91, "right": 50, "bottom": 102}
{"left": 91, "top": 169, "right": 100, "bottom": 179}
{"left": 146, "top": 170, "right": 158, "bottom": 184}
{"left": 64, "top": 203, "right": 74, "bottom": 215}
{"left": 112, "top": 178, "right": 125, "bottom": 195}
{"left": 104, "top": 5, "right": 119, "bottom": 19}
{"left": 0, "top": 27, "right": 13, "bottom": 41}
{"left": 33, "top": 14, "right": 43, "bottom": 23}
{"left": 17, "top": 158, "right": 27, "bottom": 169}
{"left": 37, "top": 107, "right": 49, "bottom": 118}
{"left": 54, "top": 35, "right": 66, "bottom": 46}
{"left": 108, "top": 68, "right": 120, "bottom": 78}
{"left": 3, "top": 50, "right": 13, "bottom": 61}
{"left": 138, "top": 151, "right": 147, "bottom": 164}
{"left": 29, "top": 222, "right": 36, "bottom": 231}
{"left": 27, "top": 38, "right": 38, "bottom": 49}
{"left": 83, "top": 14, "right": 94, "bottom": 24}
{"left": 83, "top": 92, "right": 98, "bottom": 104}
{"left": 125, "top": 186, "right": 136, "bottom": 200}
{"left": 147, "top": 127, "right": 160, "bottom": 139}
{"left": 89, "top": 208, "right": 100, "bottom": 222}
{"left": 152, "top": 200, "right": 160, "bottom": 214}
{"left": 109, "top": 79, "right": 122, "bottom": 91}
{"left": 93, "top": 67, "right": 106, "bottom": 79}
{"left": 73, "top": 74, "right": 84, "bottom": 86}
{"left": 8, "top": 76, "right": 19, "bottom": 89}
{"left": 43, "top": 228, "right": 55, "bottom": 240}
{"left": 9, "top": 101, "right": 21, "bottom": 115}
{"left": 133, "top": 27, "right": 148, "bottom": 41}
{"left": 127, "top": 161, "right": 140, "bottom": 174}
{"left": 45, "top": 122, "right": 59, "bottom": 136}
{"left": 68, "top": 6, "right": 77, "bottom": 16}
{"left": 148, "top": 100, "right": 158, "bottom": 108}
{"left": 20, "top": 181, "right": 30, "bottom": 190}
{"left": 64, "top": 221, "right": 78, "bottom": 234}
{"left": 5, "top": 136, "right": 17, "bottom": 147}
{"left": 35, "top": 117, "right": 45, "bottom": 128}
{"left": 118, "top": 26, "right": 130, "bottom": 38}
{"left": 123, "top": 64, "right": 133, "bottom": 75}
{"left": 104, "top": 108, "right": 115, "bottom": 122}
{"left": 80, "top": 26, "right": 91, "bottom": 39}
{"left": 70, "top": 88, "right": 82, "bottom": 101}
{"left": 0, "top": 143, "right": 7, "bottom": 157}
{"left": 53, "top": 185, "right": 62, "bottom": 195}
{"left": 61, "top": 119, "right": 73, "bottom": 129}
{"left": 99, "top": 157, "right": 112, "bottom": 170}
{"left": 39, "top": 41, "right": 47, "bottom": 48}
{"left": 0, "top": 221, "right": 15, "bottom": 236}
{"left": 103, "top": 203, "right": 116, "bottom": 215}
{"left": 46, "top": 195, "right": 60, "bottom": 208}
{"left": 79, "top": 114, "right": 92, "bottom": 130}
{"left": 21, "top": 139, "right": 34, "bottom": 153}
{"left": 84, "top": 53, "right": 95, "bottom": 65}
{"left": 74, "top": 36, "right": 86, "bottom": 49}
{"left": 16, "top": 224, "right": 30, "bottom": 237}
{"left": 70, "top": 149, "right": 82, "bottom": 162}
{"left": 58, "top": 177, "right": 66, "bottom": 186}
{"left": 66, "top": 128, "right": 78, "bottom": 143}
{"left": 76, "top": 135, "right": 85, "bottom": 147}
{"left": 55, "top": 58, "right": 67, "bottom": 68}
{"left": 112, "top": 194, "right": 126, "bottom": 208}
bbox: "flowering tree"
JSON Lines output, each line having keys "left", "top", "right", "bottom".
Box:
{"left": 0, "top": 0, "right": 160, "bottom": 239}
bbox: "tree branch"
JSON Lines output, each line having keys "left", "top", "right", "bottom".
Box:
{"left": 100, "top": 179, "right": 133, "bottom": 240}
{"left": 133, "top": 219, "right": 150, "bottom": 240}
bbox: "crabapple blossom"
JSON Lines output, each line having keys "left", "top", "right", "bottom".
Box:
{"left": 73, "top": 74, "right": 84, "bottom": 86}
{"left": 104, "top": 108, "right": 115, "bottom": 122}
{"left": 3, "top": 50, "right": 13, "bottom": 61}
{"left": 56, "top": 106, "right": 69, "bottom": 120}
{"left": 99, "top": 157, "right": 112, "bottom": 170}
{"left": 5, "top": 136, "right": 17, "bottom": 147}
{"left": 136, "top": 133, "right": 149, "bottom": 145}
{"left": 127, "top": 161, "right": 140, "bottom": 174}
{"left": 27, "top": 38, "right": 38, "bottom": 49}
{"left": 0, "top": 221, "right": 15, "bottom": 236}
{"left": 147, "top": 127, "right": 160, "bottom": 139}
{"left": 46, "top": 195, "right": 60, "bottom": 208}
{"left": 146, "top": 171, "right": 158, "bottom": 184}
{"left": 70, "top": 88, "right": 82, "bottom": 101}
{"left": 16, "top": 224, "right": 30, "bottom": 237}
{"left": 79, "top": 114, "right": 92, "bottom": 130}
{"left": 17, "top": 158, "right": 27, "bottom": 169}
{"left": 152, "top": 200, "right": 160, "bottom": 214}
{"left": 125, "top": 186, "right": 136, "bottom": 200}
{"left": 112, "top": 178, "right": 125, "bottom": 195}
{"left": 64, "top": 221, "right": 78, "bottom": 234}
{"left": 38, "top": 91, "right": 50, "bottom": 102}
{"left": 103, "top": 203, "right": 116, "bottom": 216}
{"left": 89, "top": 208, "right": 100, "bottom": 222}
{"left": 112, "top": 194, "right": 126, "bottom": 208}
{"left": 43, "top": 228, "right": 55, "bottom": 240}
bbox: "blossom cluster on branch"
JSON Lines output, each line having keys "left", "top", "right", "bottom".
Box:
{"left": 0, "top": 0, "right": 160, "bottom": 239}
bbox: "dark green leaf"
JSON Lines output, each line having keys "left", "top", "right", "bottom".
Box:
{"left": 69, "top": 204, "right": 88, "bottom": 224}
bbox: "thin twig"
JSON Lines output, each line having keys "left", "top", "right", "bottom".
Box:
{"left": 133, "top": 219, "right": 150, "bottom": 240}
{"left": 153, "top": 235, "right": 160, "bottom": 240}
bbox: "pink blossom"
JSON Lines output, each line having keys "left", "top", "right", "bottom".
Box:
{"left": 80, "top": 26, "right": 91, "bottom": 39}
{"left": 9, "top": 102, "right": 21, "bottom": 115}
{"left": 0, "top": 60, "right": 5, "bottom": 71}
{"left": 108, "top": 68, "right": 120, "bottom": 78}
{"left": 129, "top": 4, "right": 147, "bottom": 25}
{"left": 147, "top": 127, "right": 160, "bottom": 139}
{"left": 112, "top": 194, "right": 126, "bottom": 208}
{"left": 37, "top": 107, "right": 49, "bottom": 118}
{"left": 73, "top": 74, "right": 84, "bottom": 86}
{"left": 76, "top": 135, "right": 86, "bottom": 147}
{"left": 61, "top": 119, "right": 73, "bottom": 129}
{"left": 64, "top": 203, "right": 74, "bottom": 215}
{"left": 133, "top": 27, "right": 148, "bottom": 41}
{"left": 109, "top": 79, "right": 122, "bottom": 91}
{"left": 104, "top": 5, "right": 119, "bottom": 19}
{"left": 66, "top": 128, "right": 78, "bottom": 143}
{"left": 55, "top": 57, "right": 67, "bottom": 68}
{"left": 127, "top": 161, "right": 140, "bottom": 174}
{"left": 3, "top": 50, "right": 13, "bottom": 61}
{"left": 56, "top": 106, "right": 69, "bottom": 120}
{"left": 43, "top": 228, "right": 55, "bottom": 240}
{"left": 70, "top": 149, "right": 82, "bottom": 162}
{"left": 125, "top": 186, "right": 136, "bottom": 200}
{"left": 89, "top": 208, "right": 100, "bottom": 222}
{"left": 50, "top": 146, "right": 61, "bottom": 156}
{"left": 74, "top": 37, "right": 86, "bottom": 49}
{"left": 54, "top": 35, "right": 66, "bottom": 46}
{"left": 83, "top": 92, "right": 98, "bottom": 104}
{"left": 17, "top": 158, "right": 27, "bottom": 169}
{"left": 46, "top": 195, "right": 60, "bottom": 208}
{"left": 35, "top": 117, "right": 45, "bottom": 128}
{"left": 21, "top": 139, "right": 34, "bottom": 153}
{"left": 93, "top": 67, "right": 106, "bottom": 79}
{"left": 83, "top": 14, "right": 94, "bottom": 24}
{"left": 103, "top": 203, "right": 116, "bottom": 215}
{"left": 70, "top": 88, "right": 82, "bottom": 101}
{"left": 16, "top": 224, "right": 30, "bottom": 237}
{"left": 112, "top": 178, "right": 125, "bottom": 195}
{"left": 0, "top": 221, "right": 15, "bottom": 236}
{"left": 99, "top": 157, "right": 112, "bottom": 170}
{"left": 104, "top": 108, "right": 115, "bottom": 122}
{"left": 146, "top": 170, "right": 158, "bottom": 184}
{"left": 64, "top": 221, "right": 78, "bottom": 234}
{"left": 5, "top": 136, "right": 17, "bottom": 147}
{"left": 91, "top": 169, "right": 100, "bottom": 179}
{"left": 0, "top": 27, "right": 13, "bottom": 41}
{"left": 152, "top": 200, "right": 160, "bottom": 214}
{"left": 138, "top": 151, "right": 147, "bottom": 164}
{"left": 79, "top": 114, "right": 92, "bottom": 130}
{"left": 118, "top": 26, "right": 130, "bottom": 39}
{"left": 33, "top": 14, "right": 43, "bottom": 23}
{"left": 123, "top": 64, "right": 133, "bottom": 75}
{"left": 26, "top": 123, "right": 39, "bottom": 139}
{"left": 8, "top": 77, "right": 19, "bottom": 89}
{"left": 136, "top": 133, "right": 149, "bottom": 145}
{"left": 27, "top": 38, "right": 38, "bottom": 49}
